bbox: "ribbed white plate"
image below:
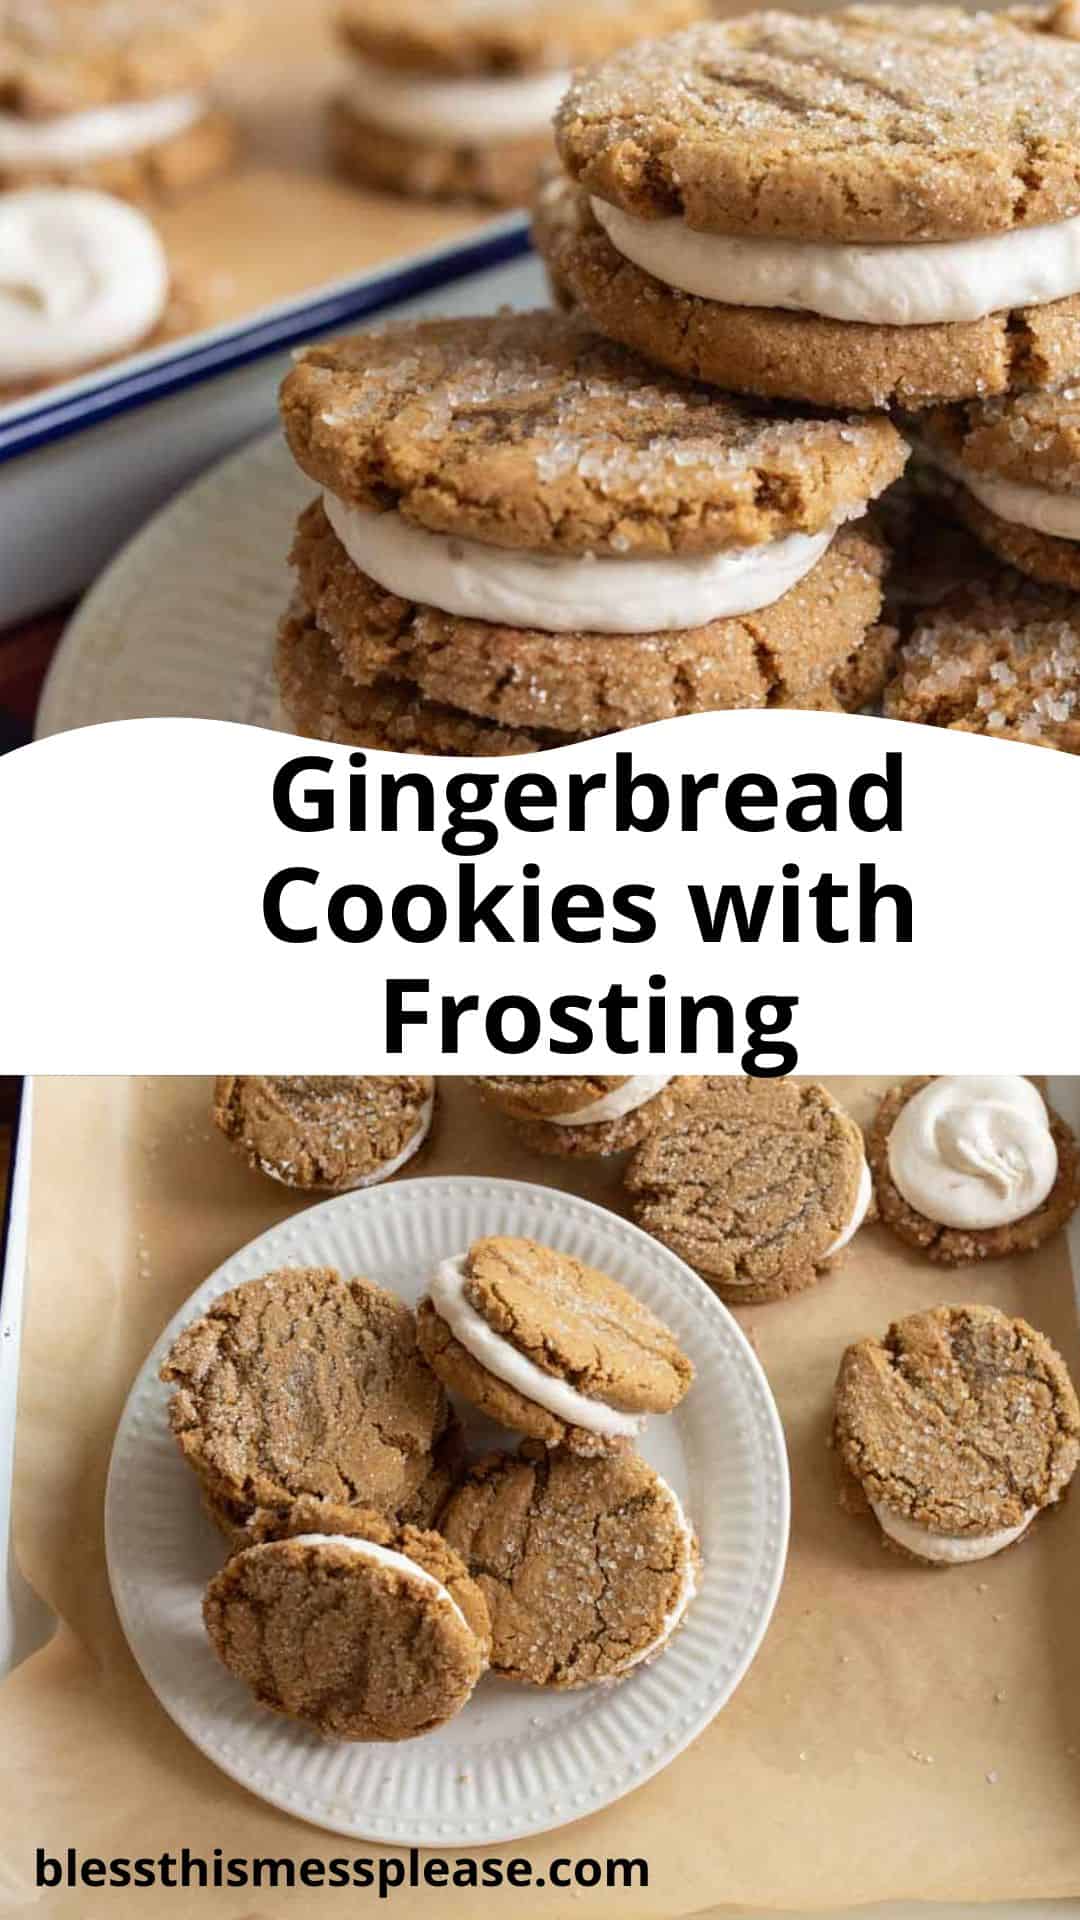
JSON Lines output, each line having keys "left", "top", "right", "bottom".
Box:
{"left": 36, "top": 431, "right": 304, "bottom": 738}
{"left": 105, "top": 1177, "right": 789, "bottom": 1845}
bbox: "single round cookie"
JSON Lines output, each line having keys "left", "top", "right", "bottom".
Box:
{"left": 203, "top": 1517, "right": 490, "bottom": 1739}
{"left": 884, "top": 573, "right": 1080, "bottom": 750}
{"left": 281, "top": 313, "right": 906, "bottom": 554}
{"left": 625, "top": 1077, "right": 871, "bottom": 1304}
{"left": 470, "top": 1073, "right": 685, "bottom": 1156}
{"left": 416, "top": 1234, "right": 694, "bottom": 1452}
{"left": 533, "top": 173, "right": 1080, "bottom": 413}
{"left": 212, "top": 1074, "right": 435, "bottom": 1191}
{"left": 275, "top": 601, "right": 571, "bottom": 755}
{"left": 290, "top": 498, "right": 894, "bottom": 736}
{"left": 440, "top": 1443, "right": 699, "bottom": 1686}
{"left": 833, "top": 1303, "right": 1080, "bottom": 1565}
{"left": 866, "top": 1076, "right": 1080, "bottom": 1263}
{"left": 0, "top": 0, "right": 244, "bottom": 198}
{"left": 160, "top": 1267, "right": 452, "bottom": 1530}
{"left": 918, "top": 387, "right": 1080, "bottom": 590}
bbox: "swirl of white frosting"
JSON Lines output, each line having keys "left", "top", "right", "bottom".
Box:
{"left": 0, "top": 188, "right": 168, "bottom": 381}
{"left": 887, "top": 1076, "right": 1057, "bottom": 1230}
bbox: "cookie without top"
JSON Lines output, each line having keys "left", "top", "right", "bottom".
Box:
{"left": 203, "top": 1517, "right": 490, "bottom": 1739}
{"left": 440, "top": 1444, "right": 699, "bottom": 1686}
{"left": 625, "top": 1077, "right": 870, "bottom": 1303}
{"left": 866, "top": 1077, "right": 1080, "bottom": 1262}
{"left": 212, "top": 1074, "right": 435, "bottom": 1191}
{"left": 160, "top": 1267, "right": 452, "bottom": 1530}
{"left": 416, "top": 1234, "right": 694, "bottom": 1452}
{"left": 280, "top": 312, "right": 907, "bottom": 556}
{"left": 833, "top": 1303, "right": 1080, "bottom": 1563}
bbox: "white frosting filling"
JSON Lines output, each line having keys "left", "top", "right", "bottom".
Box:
{"left": 925, "top": 444, "right": 1080, "bottom": 543}
{"left": 288, "top": 1532, "right": 470, "bottom": 1629}
{"left": 429, "top": 1254, "right": 645, "bottom": 1439}
{"left": 888, "top": 1075, "right": 1058, "bottom": 1231}
{"left": 0, "top": 187, "right": 168, "bottom": 380}
{"left": 343, "top": 56, "right": 569, "bottom": 142}
{"left": 825, "top": 1157, "right": 872, "bottom": 1258}
{"left": 0, "top": 92, "right": 204, "bottom": 168}
{"left": 548, "top": 1074, "right": 673, "bottom": 1126}
{"left": 605, "top": 1480, "right": 698, "bottom": 1679}
{"left": 322, "top": 491, "right": 836, "bottom": 635}
{"left": 870, "top": 1502, "right": 1036, "bottom": 1564}
{"left": 590, "top": 196, "right": 1080, "bottom": 329}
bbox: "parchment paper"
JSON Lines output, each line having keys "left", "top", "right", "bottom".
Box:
{"left": 3, "top": 1074, "right": 1080, "bottom": 1918}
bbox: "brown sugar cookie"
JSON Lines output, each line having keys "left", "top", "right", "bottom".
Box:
{"left": 290, "top": 499, "right": 895, "bottom": 736}
{"left": 212, "top": 1075, "right": 435, "bottom": 1192}
{"left": 160, "top": 1267, "right": 452, "bottom": 1533}
{"left": 469, "top": 1073, "right": 688, "bottom": 1156}
{"left": 917, "top": 388, "right": 1080, "bottom": 591}
{"left": 625, "top": 1077, "right": 871, "bottom": 1304}
{"left": 203, "top": 1518, "right": 490, "bottom": 1739}
{"left": 416, "top": 1235, "right": 694, "bottom": 1453}
{"left": 883, "top": 572, "right": 1080, "bottom": 750}
{"left": 832, "top": 1303, "right": 1080, "bottom": 1565}
{"left": 866, "top": 1076, "right": 1080, "bottom": 1264}
{"left": 0, "top": 0, "right": 244, "bottom": 198}
{"left": 533, "top": 173, "right": 1080, "bottom": 414}
{"left": 440, "top": 1443, "right": 699, "bottom": 1687}
{"left": 329, "top": 0, "right": 706, "bottom": 210}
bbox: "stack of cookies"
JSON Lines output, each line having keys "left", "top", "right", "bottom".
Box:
{"left": 533, "top": 3, "right": 1080, "bottom": 750}
{"left": 275, "top": 309, "right": 907, "bottom": 752}
{"left": 161, "top": 1235, "right": 699, "bottom": 1737}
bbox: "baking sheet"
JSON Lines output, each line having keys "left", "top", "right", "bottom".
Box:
{"left": 2, "top": 1075, "right": 1079, "bottom": 1917}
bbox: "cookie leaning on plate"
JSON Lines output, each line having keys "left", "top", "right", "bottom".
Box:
{"left": 833, "top": 1303, "right": 1080, "bottom": 1565}
{"left": 160, "top": 1267, "right": 454, "bottom": 1539}
{"left": 539, "top": 8, "right": 1080, "bottom": 410}
{"left": 469, "top": 1073, "right": 689, "bottom": 1156}
{"left": 866, "top": 1075, "right": 1080, "bottom": 1261}
{"left": 416, "top": 1235, "right": 694, "bottom": 1452}
{"left": 330, "top": 0, "right": 706, "bottom": 209}
{"left": 625, "top": 1077, "right": 871, "bottom": 1303}
{"left": 204, "top": 1510, "right": 491, "bottom": 1738}
{"left": 0, "top": 0, "right": 243, "bottom": 198}
{"left": 278, "top": 310, "right": 907, "bottom": 745}
{"left": 212, "top": 1075, "right": 436, "bottom": 1191}
{"left": 441, "top": 1443, "right": 699, "bottom": 1687}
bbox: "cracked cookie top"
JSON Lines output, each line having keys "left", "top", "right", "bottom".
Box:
{"left": 160, "top": 1267, "right": 450, "bottom": 1524}
{"left": 203, "top": 1520, "right": 489, "bottom": 1739}
{"left": 555, "top": 7, "right": 1080, "bottom": 243}
{"left": 336, "top": 0, "right": 705, "bottom": 79}
{"left": 280, "top": 310, "right": 907, "bottom": 556}
{"left": 212, "top": 1074, "right": 434, "bottom": 1191}
{"left": 439, "top": 1444, "right": 698, "bottom": 1686}
{"left": 833, "top": 1303, "right": 1080, "bottom": 1533}
{"left": 0, "top": 0, "right": 246, "bottom": 115}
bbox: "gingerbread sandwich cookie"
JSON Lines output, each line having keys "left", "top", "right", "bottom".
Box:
{"left": 204, "top": 1513, "right": 491, "bottom": 1739}
{"left": 212, "top": 1074, "right": 435, "bottom": 1191}
{"left": 469, "top": 1073, "right": 684, "bottom": 1155}
{"left": 884, "top": 573, "right": 1080, "bottom": 750}
{"left": 160, "top": 1267, "right": 453, "bottom": 1539}
{"left": 330, "top": 0, "right": 705, "bottom": 209}
{"left": 279, "top": 310, "right": 907, "bottom": 744}
{"left": 866, "top": 1075, "right": 1080, "bottom": 1262}
{"left": 416, "top": 1234, "right": 694, "bottom": 1452}
{"left": 625, "top": 1077, "right": 871, "bottom": 1304}
{"left": 440, "top": 1443, "right": 699, "bottom": 1687}
{"left": 540, "top": 7, "right": 1080, "bottom": 411}
{"left": 917, "top": 387, "right": 1080, "bottom": 592}
{"left": 0, "top": 0, "right": 242, "bottom": 198}
{"left": 833, "top": 1303, "right": 1080, "bottom": 1566}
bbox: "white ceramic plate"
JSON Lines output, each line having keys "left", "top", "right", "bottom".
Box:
{"left": 105, "top": 1176, "right": 789, "bottom": 1845}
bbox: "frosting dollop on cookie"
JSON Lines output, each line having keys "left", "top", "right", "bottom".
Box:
{"left": 887, "top": 1075, "right": 1058, "bottom": 1229}
{"left": 0, "top": 187, "right": 167, "bottom": 380}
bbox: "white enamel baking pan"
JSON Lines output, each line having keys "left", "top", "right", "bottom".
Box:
{"left": 0, "top": 215, "right": 532, "bottom": 628}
